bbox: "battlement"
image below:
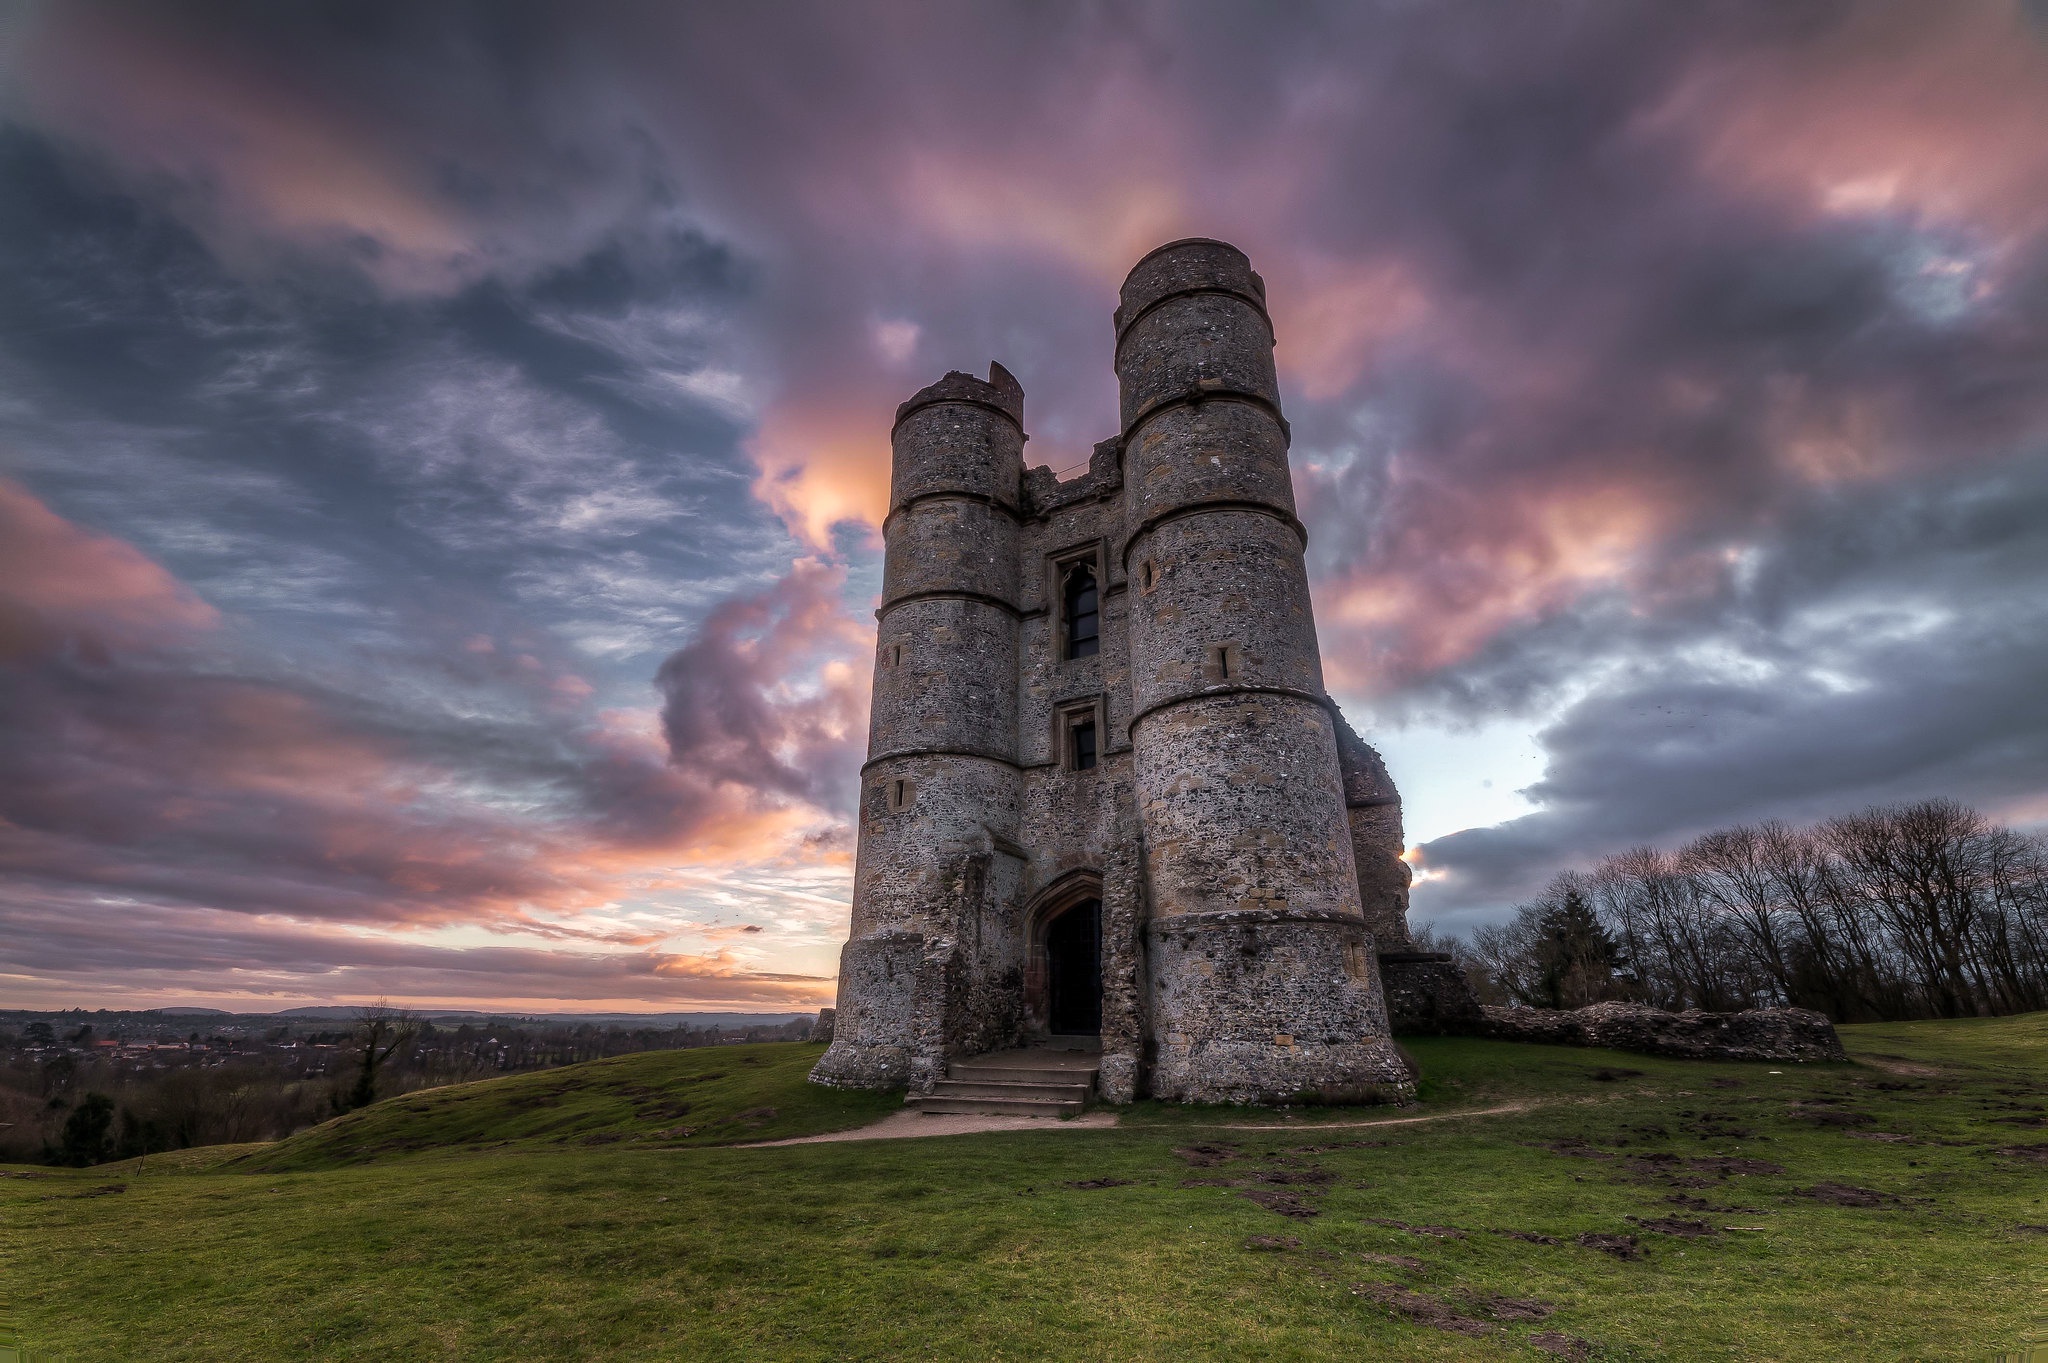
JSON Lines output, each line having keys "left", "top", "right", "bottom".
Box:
{"left": 893, "top": 361, "right": 1025, "bottom": 431}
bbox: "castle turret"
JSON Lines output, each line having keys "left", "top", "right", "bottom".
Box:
{"left": 1117, "top": 240, "right": 1411, "bottom": 1103}
{"left": 810, "top": 365, "right": 1028, "bottom": 1090}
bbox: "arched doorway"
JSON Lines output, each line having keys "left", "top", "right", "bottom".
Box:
{"left": 1025, "top": 877, "right": 1104, "bottom": 1040}
{"left": 1043, "top": 898, "right": 1102, "bottom": 1037}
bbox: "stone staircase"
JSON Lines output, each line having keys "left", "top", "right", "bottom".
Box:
{"left": 907, "top": 1043, "right": 1101, "bottom": 1117}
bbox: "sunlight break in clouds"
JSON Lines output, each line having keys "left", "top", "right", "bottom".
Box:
{"left": 2, "top": 2, "right": 2047, "bottom": 1004}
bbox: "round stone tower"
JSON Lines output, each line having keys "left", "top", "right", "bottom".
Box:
{"left": 1117, "top": 240, "right": 1411, "bottom": 1104}
{"left": 810, "top": 365, "right": 1026, "bottom": 1090}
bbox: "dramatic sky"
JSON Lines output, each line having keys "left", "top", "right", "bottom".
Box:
{"left": 4, "top": 2, "right": 2047, "bottom": 1011}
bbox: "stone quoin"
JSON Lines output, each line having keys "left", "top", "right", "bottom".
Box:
{"left": 809, "top": 239, "right": 1425, "bottom": 1105}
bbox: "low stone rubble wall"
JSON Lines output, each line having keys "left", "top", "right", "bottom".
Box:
{"left": 1477, "top": 1000, "right": 1847, "bottom": 1063}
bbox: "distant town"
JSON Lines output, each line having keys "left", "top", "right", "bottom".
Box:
{"left": 2, "top": 1007, "right": 815, "bottom": 1165}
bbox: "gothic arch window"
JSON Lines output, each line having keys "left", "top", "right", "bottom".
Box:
{"left": 1063, "top": 562, "right": 1099, "bottom": 660}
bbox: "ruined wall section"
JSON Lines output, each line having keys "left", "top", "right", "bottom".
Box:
{"left": 1117, "top": 239, "right": 1411, "bottom": 1104}
{"left": 812, "top": 365, "right": 1028, "bottom": 1091}
{"left": 1333, "top": 711, "right": 1412, "bottom": 948}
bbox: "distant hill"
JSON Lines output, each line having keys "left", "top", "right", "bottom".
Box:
{"left": 273, "top": 1007, "right": 813, "bottom": 1026}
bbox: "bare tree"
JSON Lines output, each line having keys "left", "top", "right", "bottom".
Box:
{"left": 343, "top": 1003, "right": 420, "bottom": 1112}
{"left": 1465, "top": 798, "right": 2048, "bottom": 1024}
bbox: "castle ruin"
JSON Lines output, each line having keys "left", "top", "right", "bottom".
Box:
{"left": 809, "top": 239, "right": 1426, "bottom": 1106}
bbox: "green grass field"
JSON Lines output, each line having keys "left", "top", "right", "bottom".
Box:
{"left": 4, "top": 1019, "right": 2045, "bottom": 1361}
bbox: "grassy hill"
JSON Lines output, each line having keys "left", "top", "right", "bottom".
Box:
{"left": 4, "top": 1016, "right": 2045, "bottom": 1361}
{"left": 241, "top": 1041, "right": 901, "bottom": 1171}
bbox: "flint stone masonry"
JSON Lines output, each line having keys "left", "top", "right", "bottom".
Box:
{"left": 1477, "top": 1001, "right": 1848, "bottom": 1063}
{"left": 809, "top": 240, "right": 1418, "bottom": 1105}
{"left": 1378, "top": 952, "right": 1486, "bottom": 1036}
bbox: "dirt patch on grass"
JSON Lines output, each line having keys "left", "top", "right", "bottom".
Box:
{"left": 1845, "top": 1131, "right": 1916, "bottom": 1143}
{"left": 1628, "top": 1215, "right": 1718, "bottom": 1237}
{"left": 1251, "top": 1167, "right": 1336, "bottom": 1186}
{"left": 1688, "top": 1155, "right": 1785, "bottom": 1175}
{"left": 1064, "top": 1177, "right": 1134, "bottom": 1190}
{"left": 1243, "top": 1234, "right": 1300, "bottom": 1251}
{"left": 1663, "top": 1193, "right": 1763, "bottom": 1213}
{"left": 1479, "top": 1295, "right": 1557, "bottom": 1322}
{"left": 1489, "top": 1228, "right": 1562, "bottom": 1245}
{"left": 1350, "top": 1284, "right": 1556, "bottom": 1338}
{"left": 1173, "top": 1143, "right": 1240, "bottom": 1168}
{"left": 1795, "top": 1182, "right": 1895, "bottom": 1207}
{"left": 1369, "top": 1217, "right": 1467, "bottom": 1239}
{"left": 1239, "top": 1188, "right": 1319, "bottom": 1218}
{"left": 1858, "top": 1054, "right": 1944, "bottom": 1078}
{"left": 1792, "top": 1105, "right": 1877, "bottom": 1127}
{"left": 1576, "top": 1231, "right": 1643, "bottom": 1260}
{"left": 1359, "top": 1251, "right": 1426, "bottom": 1271}
{"left": 1995, "top": 1142, "right": 2048, "bottom": 1164}
{"left": 1531, "top": 1330, "right": 1595, "bottom": 1359}
{"left": 43, "top": 1183, "right": 127, "bottom": 1200}
{"left": 1349, "top": 1283, "right": 1492, "bottom": 1337}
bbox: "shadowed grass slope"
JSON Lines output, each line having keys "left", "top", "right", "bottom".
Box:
{"left": 245, "top": 1041, "right": 902, "bottom": 1170}
{"left": 2, "top": 1020, "right": 2044, "bottom": 1361}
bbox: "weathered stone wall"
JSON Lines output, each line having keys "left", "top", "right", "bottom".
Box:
{"left": 1332, "top": 713, "right": 1412, "bottom": 949}
{"left": 816, "top": 244, "right": 1419, "bottom": 1105}
{"left": 1378, "top": 952, "right": 1484, "bottom": 1035}
{"left": 1148, "top": 910, "right": 1408, "bottom": 1104}
{"left": 1095, "top": 784, "right": 1148, "bottom": 1102}
{"left": 1126, "top": 510, "right": 1325, "bottom": 706}
{"left": 1134, "top": 695, "right": 1362, "bottom": 921}
{"left": 1119, "top": 239, "right": 1408, "bottom": 1104}
{"left": 888, "top": 365, "right": 1024, "bottom": 509}
{"left": 813, "top": 367, "right": 1029, "bottom": 1091}
{"left": 865, "top": 598, "right": 1017, "bottom": 762}
{"left": 1478, "top": 1001, "right": 1848, "bottom": 1063}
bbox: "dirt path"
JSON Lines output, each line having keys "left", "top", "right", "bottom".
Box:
{"left": 744, "top": 1109, "right": 1121, "bottom": 1146}
{"left": 1196, "top": 1099, "right": 1540, "bottom": 1132}
{"left": 746, "top": 1097, "right": 1546, "bottom": 1147}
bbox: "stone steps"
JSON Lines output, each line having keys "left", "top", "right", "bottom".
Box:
{"left": 947, "top": 1063, "right": 1093, "bottom": 1086}
{"left": 909, "top": 1093, "right": 1087, "bottom": 1117}
{"left": 928, "top": 1079, "right": 1093, "bottom": 1102}
{"left": 905, "top": 1047, "right": 1101, "bottom": 1117}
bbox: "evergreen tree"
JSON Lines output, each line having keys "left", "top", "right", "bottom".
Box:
{"left": 53, "top": 1093, "right": 115, "bottom": 1167}
{"left": 1533, "top": 883, "right": 1624, "bottom": 1008}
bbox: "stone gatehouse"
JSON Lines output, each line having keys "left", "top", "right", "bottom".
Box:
{"left": 810, "top": 239, "right": 1421, "bottom": 1105}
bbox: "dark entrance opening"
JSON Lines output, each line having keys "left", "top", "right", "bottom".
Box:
{"left": 1045, "top": 898, "right": 1102, "bottom": 1036}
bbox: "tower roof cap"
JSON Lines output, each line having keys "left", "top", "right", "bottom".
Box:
{"left": 1116, "top": 239, "right": 1268, "bottom": 340}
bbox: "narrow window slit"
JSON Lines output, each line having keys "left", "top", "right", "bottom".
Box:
{"left": 1071, "top": 719, "right": 1097, "bottom": 771}
{"left": 1063, "top": 563, "right": 1099, "bottom": 660}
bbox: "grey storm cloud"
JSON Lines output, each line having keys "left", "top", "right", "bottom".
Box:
{"left": 1, "top": 0, "right": 2045, "bottom": 1002}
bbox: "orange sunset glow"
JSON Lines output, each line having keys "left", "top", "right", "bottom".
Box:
{"left": 3, "top": 1, "right": 2047, "bottom": 1012}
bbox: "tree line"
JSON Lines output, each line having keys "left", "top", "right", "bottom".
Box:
{"left": 1455, "top": 798, "right": 2048, "bottom": 1023}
